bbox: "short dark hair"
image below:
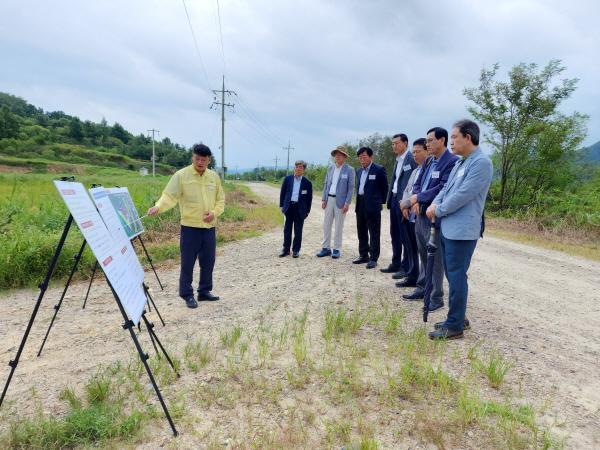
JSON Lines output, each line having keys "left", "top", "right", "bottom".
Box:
{"left": 357, "top": 146, "right": 373, "bottom": 157}
{"left": 392, "top": 133, "right": 408, "bottom": 144}
{"left": 412, "top": 138, "right": 426, "bottom": 148}
{"left": 453, "top": 119, "right": 480, "bottom": 145}
{"left": 426, "top": 127, "right": 448, "bottom": 146}
{"left": 192, "top": 143, "right": 212, "bottom": 157}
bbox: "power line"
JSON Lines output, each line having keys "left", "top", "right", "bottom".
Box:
{"left": 215, "top": 0, "right": 227, "bottom": 75}
{"left": 234, "top": 95, "right": 287, "bottom": 147}
{"left": 181, "top": 0, "right": 212, "bottom": 92}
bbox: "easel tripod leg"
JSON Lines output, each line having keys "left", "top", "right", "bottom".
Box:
{"left": 1, "top": 215, "right": 74, "bottom": 408}
{"left": 38, "top": 239, "right": 87, "bottom": 357}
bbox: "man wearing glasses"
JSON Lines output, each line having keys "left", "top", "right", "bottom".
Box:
{"left": 409, "top": 127, "right": 459, "bottom": 312}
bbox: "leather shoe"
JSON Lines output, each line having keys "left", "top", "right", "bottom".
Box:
{"left": 392, "top": 271, "right": 407, "bottom": 280}
{"left": 197, "top": 292, "right": 220, "bottom": 301}
{"left": 331, "top": 249, "right": 340, "bottom": 259}
{"left": 380, "top": 265, "right": 399, "bottom": 273}
{"left": 182, "top": 295, "right": 198, "bottom": 309}
{"left": 279, "top": 250, "right": 290, "bottom": 257}
{"left": 427, "top": 302, "right": 444, "bottom": 312}
{"left": 434, "top": 318, "right": 470, "bottom": 331}
{"left": 352, "top": 256, "right": 369, "bottom": 264}
{"left": 395, "top": 279, "right": 417, "bottom": 288}
{"left": 403, "top": 291, "right": 424, "bottom": 300}
{"left": 366, "top": 260, "right": 377, "bottom": 269}
{"left": 428, "top": 327, "right": 463, "bottom": 340}
{"left": 316, "top": 248, "right": 331, "bottom": 257}
{"left": 292, "top": 251, "right": 300, "bottom": 258}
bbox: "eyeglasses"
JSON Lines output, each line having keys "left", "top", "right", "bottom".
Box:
{"left": 425, "top": 137, "right": 437, "bottom": 144}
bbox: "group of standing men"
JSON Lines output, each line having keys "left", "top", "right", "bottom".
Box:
{"left": 278, "top": 119, "right": 493, "bottom": 340}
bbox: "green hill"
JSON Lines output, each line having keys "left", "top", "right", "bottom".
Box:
{"left": 0, "top": 92, "right": 190, "bottom": 173}
{"left": 582, "top": 140, "right": 600, "bottom": 163}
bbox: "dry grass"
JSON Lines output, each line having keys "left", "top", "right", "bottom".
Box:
{"left": 0, "top": 293, "right": 566, "bottom": 449}
{"left": 487, "top": 217, "right": 600, "bottom": 261}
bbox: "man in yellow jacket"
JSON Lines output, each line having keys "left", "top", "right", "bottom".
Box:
{"left": 147, "top": 144, "right": 225, "bottom": 308}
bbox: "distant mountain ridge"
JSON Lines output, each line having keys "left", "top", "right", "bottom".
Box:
{"left": 582, "top": 140, "right": 600, "bottom": 162}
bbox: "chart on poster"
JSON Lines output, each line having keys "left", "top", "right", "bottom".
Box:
{"left": 107, "top": 187, "right": 144, "bottom": 239}
{"left": 89, "top": 186, "right": 145, "bottom": 284}
{"left": 54, "top": 180, "right": 147, "bottom": 324}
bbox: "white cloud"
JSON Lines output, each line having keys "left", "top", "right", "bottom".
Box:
{"left": 1, "top": 0, "right": 598, "bottom": 168}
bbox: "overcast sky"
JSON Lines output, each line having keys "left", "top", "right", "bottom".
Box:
{"left": 1, "top": 0, "right": 598, "bottom": 169}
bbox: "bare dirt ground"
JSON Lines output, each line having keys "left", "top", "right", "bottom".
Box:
{"left": 0, "top": 182, "right": 599, "bottom": 449}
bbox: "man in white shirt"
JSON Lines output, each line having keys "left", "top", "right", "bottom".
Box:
{"left": 317, "top": 146, "right": 355, "bottom": 259}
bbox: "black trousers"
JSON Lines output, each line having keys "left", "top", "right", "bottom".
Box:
{"left": 389, "top": 196, "right": 404, "bottom": 269}
{"left": 356, "top": 195, "right": 381, "bottom": 261}
{"left": 399, "top": 219, "right": 420, "bottom": 282}
{"left": 283, "top": 202, "right": 305, "bottom": 252}
{"left": 179, "top": 225, "right": 216, "bottom": 298}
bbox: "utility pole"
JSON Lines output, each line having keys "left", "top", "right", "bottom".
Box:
{"left": 274, "top": 155, "right": 279, "bottom": 173}
{"left": 211, "top": 75, "right": 236, "bottom": 179}
{"left": 283, "top": 139, "right": 294, "bottom": 176}
{"left": 147, "top": 129, "right": 160, "bottom": 177}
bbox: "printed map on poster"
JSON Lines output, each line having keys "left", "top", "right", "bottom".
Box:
{"left": 54, "top": 180, "right": 147, "bottom": 325}
{"left": 89, "top": 186, "right": 145, "bottom": 285}
{"left": 107, "top": 187, "right": 144, "bottom": 239}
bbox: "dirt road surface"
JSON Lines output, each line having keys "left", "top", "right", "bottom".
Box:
{"left": 0, "top": 182, "right": 598, "bottom": 448}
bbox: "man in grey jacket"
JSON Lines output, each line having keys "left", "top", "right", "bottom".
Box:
{"left": 426, "top": 119, "right": 493, "bottom": 340}
{"left": 316, "top": 146, "right": 355, "bottom": 259}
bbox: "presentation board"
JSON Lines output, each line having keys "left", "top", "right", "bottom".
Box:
{"left": 89, "top": 186, "right": 145, "bottom": 284}
{"left": 107, "top": 187, "right": 144, "bottom": 239}
{"left": 54, "top": 180, "right": 147, "bottom": 325}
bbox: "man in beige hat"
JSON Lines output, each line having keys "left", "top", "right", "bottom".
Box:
{"left": 316, "top": 146, "right": 355, "bottom": 259}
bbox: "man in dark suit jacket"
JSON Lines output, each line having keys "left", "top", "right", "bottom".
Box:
{"left": 381, "top": 133, "right": 418, "bottom": 284}
{"left": 409, "top": 127, "right": 459, "bottom": 311}
{"left": 353, "top": 147, "right": 388, "bottom": 269}
{"left": 279, "top": 160, "right": 313, "bottom": 258}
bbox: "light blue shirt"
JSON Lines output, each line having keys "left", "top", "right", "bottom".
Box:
{"left": 358, "top": 163, "right": 372, "bottom": 195}
{"left": 291, "top": 176, "right": 302, "bottom": 201}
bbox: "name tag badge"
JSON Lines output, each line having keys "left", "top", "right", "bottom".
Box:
{"left": 457, "top": 168, "right": 465, "bottom": 178}
{"left": 206, "top": 184, "right": 216, "bottom": 190}
{"left": 431, "top": 171, "right": 440, "bottom": 179}
{"left": 301, "top": 189, "right": 307, "bottom": 194}
{"left": 341, "top": 174, "right": 348, "bottom": 179}
{"left": 403, "top": 164, "right": 411, "bottom": 171}
{"left": 368, "top": 174, "right": 376, "bottom": 180}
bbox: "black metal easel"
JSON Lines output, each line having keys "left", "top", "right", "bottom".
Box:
{"left": 132, "top": 234, "right": 164, "bottom": 290}
{"left": 0, "top": 211, "right": 179, "bottom": 436}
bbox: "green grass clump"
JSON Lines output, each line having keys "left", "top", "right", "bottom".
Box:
{"left": 0, "top": 375, "right": 144, "bottom": 449}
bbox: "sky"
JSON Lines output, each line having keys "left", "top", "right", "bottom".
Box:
{"left": 1, "top": 0, "right": 599, "bottom": 170}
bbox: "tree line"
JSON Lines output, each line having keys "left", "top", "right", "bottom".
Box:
{"left": 0, "top": 92, "right": 191, "bottom": 169}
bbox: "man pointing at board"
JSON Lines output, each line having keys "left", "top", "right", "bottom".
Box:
{"left": 147, "top": 143, "right": 225, "bottom": 309}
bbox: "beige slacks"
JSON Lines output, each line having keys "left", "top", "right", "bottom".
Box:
{"left": 321, "top": 198, "right": 346, "bottom": 250}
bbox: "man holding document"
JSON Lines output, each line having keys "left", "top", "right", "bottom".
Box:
{"left": 148, "top": 143, "right": 225, "bottom": 309}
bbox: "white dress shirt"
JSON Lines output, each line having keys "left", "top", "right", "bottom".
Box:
{"left": 328, "top": 165, "right": 342, "bottom": 195}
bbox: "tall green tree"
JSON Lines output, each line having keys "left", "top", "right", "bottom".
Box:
{"left": 0, "top": 106, "right": 20, "bottom": 139}
{"left": 464, "top": 60, "right": 587, "bottom": 209}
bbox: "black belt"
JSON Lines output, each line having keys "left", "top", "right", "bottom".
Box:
{"left": 328, "top": 194, "right": 336, "bottom": 197}
{"left": 290, "top": 200, "right": 298, "bottom": 204}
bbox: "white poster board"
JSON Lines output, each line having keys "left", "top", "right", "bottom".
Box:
{"left": 107, "top": 187, "right": 144, "bottom": 239}
{"left": 54, "top": 180, "right": 147, "bottom": 325}
{"left": 89, "top": 186, "right": 145, "bottom": 285}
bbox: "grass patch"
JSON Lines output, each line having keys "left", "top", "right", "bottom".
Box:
{"left": 0, "top": 171, "right": 280, "bottom": 290}
{"left": 0, "top": 297, "right": 566, "bottom": 449}
{"left": 0, "top": 373, "right": 145, "bottom": 449}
